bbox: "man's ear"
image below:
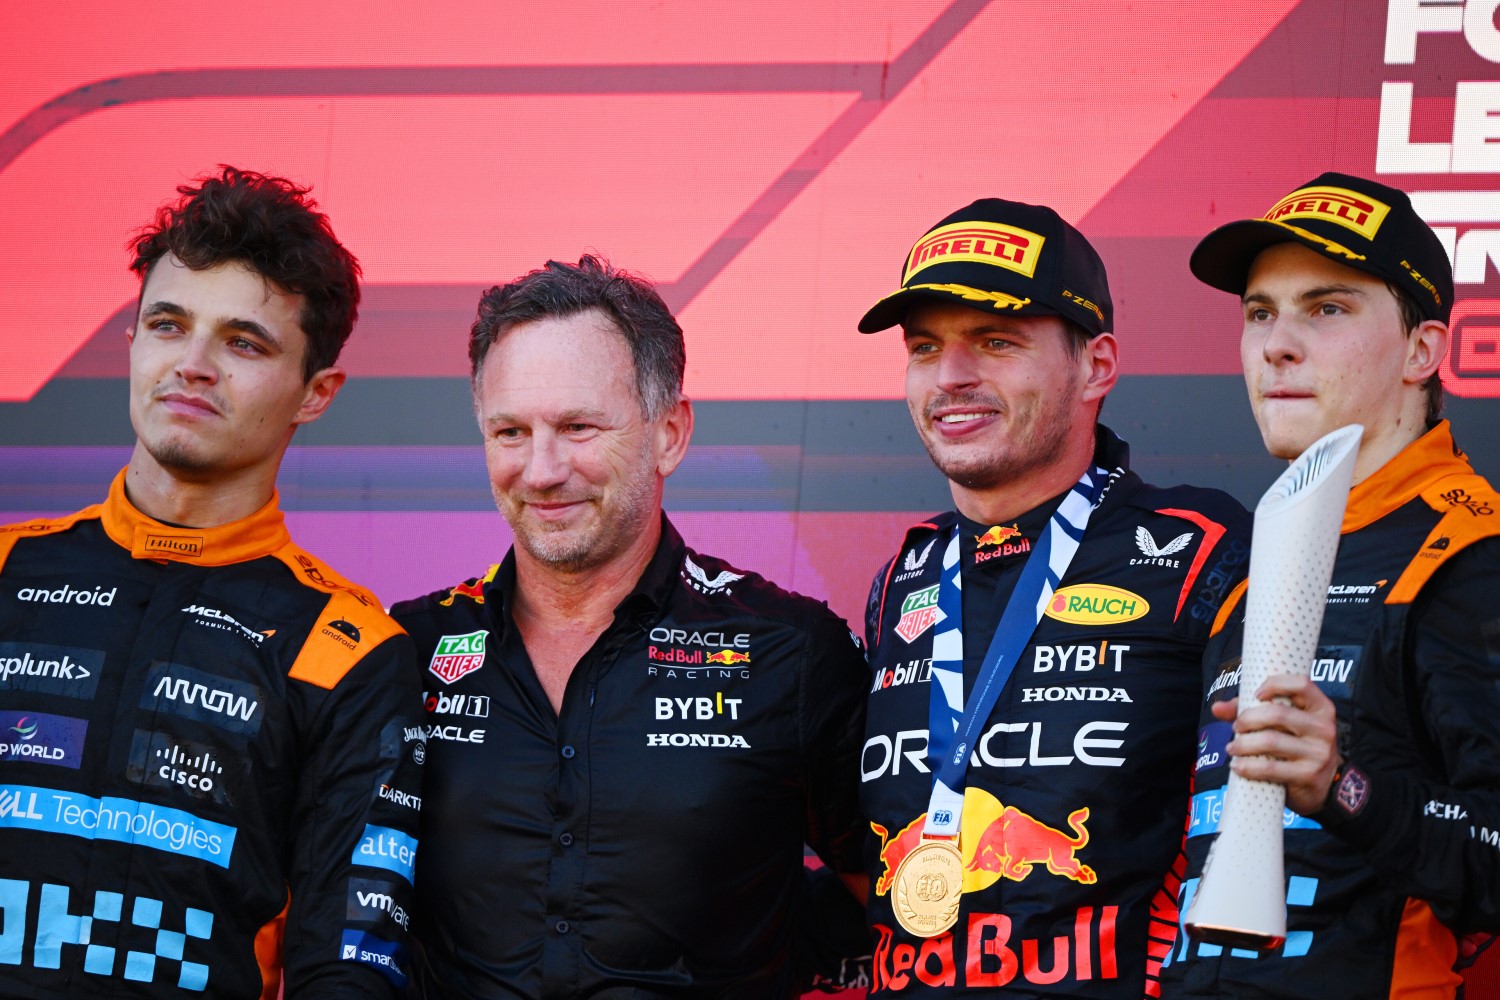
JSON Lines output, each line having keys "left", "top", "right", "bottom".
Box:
{"left": 1405, "top": 319, "right": 1448, "bottom": 384}
{"left": 1081, "top": 332, "right": 1119, "bottom": 403}
{"left": 293, "top": 367, "right": 347, "bottom": 426}
{"left": 654, "top": 397, "right": 695, "bottom": 478}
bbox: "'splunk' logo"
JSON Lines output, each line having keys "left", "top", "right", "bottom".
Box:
{"left": 904, "top": 221, "right": 1045, "bottom": 281}
{"left": 1263, "top": 185, "right": 1390, "bottom": 240}
{"left": 1044, "top": 585, "right": 1149, "bottom": 625}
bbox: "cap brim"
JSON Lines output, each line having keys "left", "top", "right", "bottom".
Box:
{"left": 1190, "top": 220, "right": 1319, "bottom": 295}
{"left": 857, "top": 285, "right": 1059, "bottom": 334}
{"left": 1190, "top": 217, "right": 1402, "bottom": 299}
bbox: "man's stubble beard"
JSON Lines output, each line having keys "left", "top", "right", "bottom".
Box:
{"left": 917, "top": 386, "right": 1077, "bottom": 492}
{"left": 500, "top": 444, "right": 660, "bottom": 574}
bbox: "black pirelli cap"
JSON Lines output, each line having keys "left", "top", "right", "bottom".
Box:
{"left": 857, "top": 198, "right": 1112, "bottom": 336}
{"left": 1191, "top": 172, "right": 1453, "bottom": 324}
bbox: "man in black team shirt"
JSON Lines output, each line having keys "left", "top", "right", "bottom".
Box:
{"left": 855, "top": 198, "right": 1251, "bottom": 997}
{"left": 390, "top": 255, "right": 868, "bottom": 998}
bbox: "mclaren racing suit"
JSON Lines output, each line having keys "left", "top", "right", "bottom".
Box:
{"left": 861, "top": 426, "right": 1251, "bottom": 998}
{"left": 389, "top": 517, "right": 868, "bottom": 999}
{"left": 1163, "top": 421, "right": 1500, "bottom": 999}
{"left": 0, "top": 471, "right": 426, "bottom": 999}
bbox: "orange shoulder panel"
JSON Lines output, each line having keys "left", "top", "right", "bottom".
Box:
{"left": 0, "top": 506, "right": 102, "bottom": 574}
{"left": 1387, "top": 475, "right": 1500, "bottom": 606}
{"left": 274, "top": 544, "right": 407, "bottom": 691}
{"left": 1210, "top": 578, "right": 1249, "bottom": 637}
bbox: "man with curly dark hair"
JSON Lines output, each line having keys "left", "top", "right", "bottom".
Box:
{"left": 0, "top": 166, "right": 425, "bottom": 999}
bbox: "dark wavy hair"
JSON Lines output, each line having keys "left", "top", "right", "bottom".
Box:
{"left": 469, "top": 255, "right": 685, "bottom": 420}
{"left": 129, "top": 166, "right": 361, "bottom": 382}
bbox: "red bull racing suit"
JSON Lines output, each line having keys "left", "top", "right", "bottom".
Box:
{"left": 389, "top": 517, "right": 868, "bottom": 998}
{"left": 861, "top": 427, "right": 1251, "bottom": 998}
{"left": 1163, "top": 421, "right": 1500, "bottom": 999}
{"left": 0, "top": 471, "right": 426, "bottom": 998}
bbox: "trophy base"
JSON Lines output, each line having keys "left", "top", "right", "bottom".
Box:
{"left": 1184, "top": 921, "right": 1285, "bottom": 952}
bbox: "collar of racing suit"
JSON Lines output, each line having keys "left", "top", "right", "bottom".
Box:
{"left": 481, "top": 513, "right": 690, "bottom": 636}
{"left": 1342, "top": 420, "right": 1470, "bottom": 533}
{"left": 98, "top": 467, "right": 291, "bottom": 565}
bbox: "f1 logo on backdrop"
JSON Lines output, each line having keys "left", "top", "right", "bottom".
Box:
{"left": 0, "top": 0, "right": 1298, "bottom": 402}
{"left": 1441, "top": 299, "right": 1500, "bottom": 397}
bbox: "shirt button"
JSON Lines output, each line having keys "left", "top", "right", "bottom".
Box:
{"left": 555, "top": 920, "right": 570, "bottom": 934}
{"left": 561, "top": 745, "right": 576, "bottom": 759}
{"left": 559, "top": 832, "right": 574, "bottom": 846}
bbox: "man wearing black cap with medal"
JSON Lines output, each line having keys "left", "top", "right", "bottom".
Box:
{"left": 857, "top": 199, "right": 1251, "bottom": 996}
{"left": 1161, "top": 173, "right": 1500, "bottom": 998}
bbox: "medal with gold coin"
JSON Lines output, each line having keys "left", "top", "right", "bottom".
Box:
{"left": 892, "top": 836, "right": 963, "bottom": 938}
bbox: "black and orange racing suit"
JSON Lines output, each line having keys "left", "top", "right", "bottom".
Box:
{"left": 0, "top": 471, "right": 426, "bottom": 999}
{"left": 860, "top": 426, "right": 1251, "bottom": 998}
{"left": 1163, "top": 421, "right": 1500, "bottom": 999}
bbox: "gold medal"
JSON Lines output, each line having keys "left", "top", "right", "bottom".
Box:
{"left": 892, "top": 837, "right": 963, "bottom": 938}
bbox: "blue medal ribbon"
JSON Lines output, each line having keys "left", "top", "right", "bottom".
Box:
{"left": 922, "top": 466, "right": 1109, "bottom": 839}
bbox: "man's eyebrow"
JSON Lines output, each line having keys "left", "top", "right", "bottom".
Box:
{"left": 140, "top": 301, "right": 282, "bottom": 350}
{"left": 1295, "top": 284, "right": 1367, "bottom": 302}
{"left": 902, "top": 322, "right": 1031, "bottom": 341}
{"left": 224, "top": 318, "right": 281, "bottom": 351}
{"left": 141, "top": 299, "right": 188, "bottom": 318}
{"left": 1242, "top": 284, "right": 1368, "bottom": 306}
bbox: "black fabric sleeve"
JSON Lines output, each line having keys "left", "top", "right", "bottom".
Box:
{"left": 799, "top": 605, "right": 870, "bottom": 876}
{"left": 865, "top": 558, "right": 894, "bottom": 654}
{"left": 1313, "top": 538, "right": 1500, "bottom": 934}
{"left": 282, "top": 632, "right": 428, "bottom": 998}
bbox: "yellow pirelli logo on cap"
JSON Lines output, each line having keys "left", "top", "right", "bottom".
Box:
{"left": 1263, "top": 186, "right": 1391, "bottom": 240}
{"left": 904, "top": 221, "right": 1045, "bottom": 282}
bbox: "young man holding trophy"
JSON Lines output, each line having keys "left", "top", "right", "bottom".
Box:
{"left": 1163, "top": 173, "right": 1500, "bottom": 998}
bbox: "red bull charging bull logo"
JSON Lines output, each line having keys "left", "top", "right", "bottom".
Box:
{"left": 869, "top": 789, "right": 1113, "bottom": 993}
{"left": 973, "top": 523, "right": 1031, "bottom": 564}
{"left": 438, "top": 565, "right": 500, "bottom": 606}
{"left": 872, "top": 788, "right": 1096, "bottom": 898}
{"left": 974, "top": 524, "right": 1022, "bottom": 548}
{"left": 704, "top": 650, "right": 751, "bottom": 665}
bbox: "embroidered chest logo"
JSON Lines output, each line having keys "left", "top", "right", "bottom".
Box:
{"left": 682, "top": 554, "right": 745, "bottom": 595}
{"left": 893, "top": 538, "right": 937, "bottom": 584}
{"left": 1130, "top": 526, "right": 1194, "bottom": 568}
{"left": 895, "top": 584, "right": 941, "bottom": 643}
{"left": 974, "top": 524, "right": 1031, "bottom": 565}
{"left": 428, "top": 631, "right": 487, "bottom": 685}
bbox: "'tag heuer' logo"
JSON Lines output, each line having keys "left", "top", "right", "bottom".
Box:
{"left": 1044, "top": 584, "right": 1148, "bottom": 625}
{"left": 1263, "top": 185, "right": 1391, "bottom": 241}
{"left": 427, "top": 631, "right": 486, "bottom": 685}
{"left": 904, "top": 221, "right": 1045, "bottom": 281}
{"left": 895, "top": 584, "right": 940, "bottom": 643}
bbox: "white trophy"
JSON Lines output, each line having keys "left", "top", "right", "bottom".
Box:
{"left": 1183, "top": 423, "right": 1363, "bottom": 949}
